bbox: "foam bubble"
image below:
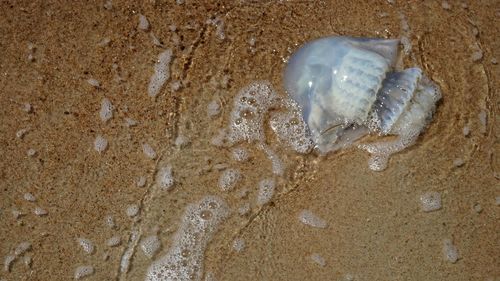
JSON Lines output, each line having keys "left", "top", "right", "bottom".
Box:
{"left": 99, "top": 98, "right": 113, "bottom": 122}
{"left": 145, "top": 196, "right": 229, "bottom": 281}
{"left": 138, "top": 14, "right": 150, "bottom": 31}
{"left": 310, "top": 253, "right": 326, "bottom": 267}
{"left": 77, "top": 238, "right": 95, "bottom": 254}
{"left": 23, "top": 192, "right": 36, "bottom": 202}
{"left": 87, "top": 78, "right": 100, "bottom": 88}
{"left": 126, "top": 204, "right": 140, "bottom": 217}
{"left": 148, "top": 49, "right": 173, "bottom": 98}
{"left": 207, "top": 100, "right": 221, "bottom": 117}
{"left": 34, "top": 206, "right": 47, "bottom": 216}
{"left": 27, "top": 148, "right": 36, "bottom": 157}
{"left": 442, "top": 239, "right": 459, "bottom": 263}
{"left": 269, "top": 101, "right": 313, "bottom": 154}
{"left": 420, "top": 192, "right": 442, "bottom": 212}
{"left": 75, "top": 265, "right": 94, "bottom": 279}
{"left": 16, "top": 128, "right": 29, "bottom": 139}
{"left": 94, "top": 135, "right": 108, "bottom": 153}
{"left": 227, "top": 81, "right": 279, "bottom": 144}
{"left": 218, "top": 169, "right": 241, "bottom": 191}
{"left": 156, "top": 165, "right": 174, "bottom": 191}
{"left": 257, "top": 143, "right": 284, "bottom": 176}
{"left": 142, "top": 143, "right": 157, "bottom": 159}
{"left": 231, "top": 147, "right": 249, "bottom": 162}
{"left": 232, "top": 238, "right": 245, "bottom": 253}
{"left": 141, "top": 235, "right": 161, "bottom": 259}
{"left": 298, "top": 210, "right": 327, "bottom": 229}
{"left": 106, "top": 236, "right": 121, "bottom": 247}
{"left": 256, "top": 178, "right": 275, "bottom": 206}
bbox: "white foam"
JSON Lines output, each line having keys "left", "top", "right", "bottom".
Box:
{"left": 125, "top": 117, "right": 138, "bottom": 127}
{"left": 269, "top": 101, "right": 313, "bottom": 154}
{"left": 148, "top": 49, "right": 173, "bottom": 98}
{"left": 141, "top": 235, "right": 161, "bottom": 259}
{"left": 157, "top": 165, "right": 174, "bottom": 190}
{"left": 99, "top": 98, "right": 113, "bottom": 122}
{"left": 120, "top": 229, "right": 140, "bottom": 273}
{"left": 94, "top": 135, "right": 108, "bottom": 153}
{"left": 310, "top": 253, "right": 326, "bottom": 267}
{"left": 298, "top": 210, "right": 327, "bottom": 229}
{"left": 218, "top": 169, "right": 241, "bottom": 191}
{"left": 142, "top": 143, "right": 157, "bottom": 159}
{"left": 256, "top": 178, "right": 275, "bottom": 206}
{"left": 462, "top": 126, "right": 470, "bottom": 136}
{"left": 106, "top": 236, "right": 121, "bottom": 247}
{"left": 207, "top": 100, "right": 221, "bottom": 117}
{"left": 14, "top": 241, "right": 31, "bottom": 256}
{"left": 227, "top": 81, "right": 279, "bottom": 144}
{"left": 16, "top": 128, "right": 29, "bottom": 139}
{"left": 231, "top": 147, "right": 249, "bottom": 162}
{"left": 75, "top": 265, "right": 94, "bottom": 279}
{"left": 138, "top": 14, "right": 150, "bottom": 31}
{"left": 34, "top": 206, "right": 47, "bottom": 216}
{"left": 420, "top": 192, "right": 442, "bottom": 212}
{"left": 4, "top": 255, "right": 15, "bottom": 272}
{"left": 232, "top": 238, "right": 245, "bottom": 253}
{"left": 23, "top": 192, "right": 36, "bottom": 202}
{"left": 257, "top": 143, "right": 284, "bottom": 176}
{"left": 77, "top": 238, "right": 95, "bottom": 254}
{"left": 145, "top": 196, "right": 229, "bottom": 281}
{"left": 453, "top": 158, "right": 464, "bottom": 167}
{"left": 137, "top": 176, "right": 147, "bottom": 187}
{"left": 126, "top": 204, "right": 140, "bottom": 217}
{"left": 27, "top": 148, "right": 36, "bottom": 157}
{"left": 442, "top": 239, "right": 459, "bottom": 263}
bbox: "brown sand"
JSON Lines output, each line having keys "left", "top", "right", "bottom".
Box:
{"left": 0, "top": 1, "right": 498, "bottom": 280}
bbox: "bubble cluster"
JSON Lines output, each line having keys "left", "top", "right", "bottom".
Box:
{"left": 231, "top": 147, "right": 250, "bottom": 162}
{"left": 142, "top": 143, "right": 157, "bottom": 159}
{"left": 77, "top": 238, "right": 95, "bottom": 254}
{"left": 99, "top": 98, "right": 113, "bottom": 122}
{"left": 94, "top": 135, "right": 108, "bottom": 153}
{"left": 256, "top": 178, "right": 275, "bottom": 206}
{"left": 141, "top": 235, "right": 161, "bottom": 259}
{"left": 145, "top": 196, "right": 229, "bottom": 281}
{"left": 227, "top": 81, "right": 279, "bottom": 144}
{"left": 442, "top": 239, "right": 459, "bottom": 263}
{"left": 157, "top": 165, "right": 174, "bottom": 190}
{"left": 148, "top": 49, "right": 173, "bottom": 98}
{"left": 310, "top": 253, "right": 326, "bottom": 267}
{"left": 269, "top": 101, "right": 313, "bottom": 154}
{"left": 298, "top": 210, "right": 327, "bottom": 229}
{"left": 206, "top": 100, "right": 221, "bottom": 118}
{"left": 74, "top": 265, "right": 94, "bottom": 279}
{"left": 420, "top": 192, "right": 442, "bottom": 212}
{"left": 218, "top": 169, "right": 241, "bottom": 191}
{"left": 257, "top": 144, "right": 284, "bottom": 176}
{"left": 106, "top": 236, "right": 121, "bottom": 247}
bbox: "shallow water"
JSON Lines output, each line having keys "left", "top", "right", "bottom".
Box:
{"left": 0, "top": 1, "right": 498, "bottom": 281}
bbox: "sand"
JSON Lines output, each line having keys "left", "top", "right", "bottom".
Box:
{"left": 0, "top": 1, "right": 498, "bottom": 280}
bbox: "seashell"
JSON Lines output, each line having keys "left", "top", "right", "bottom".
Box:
{"left": 284, "top": 36, "right": 440, "bottom": 154}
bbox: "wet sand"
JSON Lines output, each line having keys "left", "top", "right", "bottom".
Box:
{"left": 0, "top": 1, "right": 498, "bottom": 280}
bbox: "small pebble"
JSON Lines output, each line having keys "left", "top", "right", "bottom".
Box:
{"left": 126, "top": 204, "right": 140, "bottom": 217}
{"left": 442, "top": 239, "right": 459, "bottom": 263}
{"left": 420, "top": 192, "right": 442, "bottom": 212}
{"left": 74, "top": 265, "right": 95, "bottom": 279}
{"left": 22, "top": 103, "right": 32, "bottom": 113}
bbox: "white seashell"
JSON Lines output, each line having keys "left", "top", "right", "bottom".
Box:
{"left": 284, "top": 36, "right": 441, "bottom": 160}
